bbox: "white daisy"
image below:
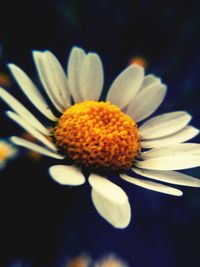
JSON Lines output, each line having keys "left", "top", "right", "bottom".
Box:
{"left": 0, "top": 46, "right": 200, "bottom": 228}
{"left": 0, "top": 139, "right": 18, "bottom": 169}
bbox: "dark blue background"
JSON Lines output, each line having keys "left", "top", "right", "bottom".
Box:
{"left": 0, "top": 1, "right": 200, "bottom": 266}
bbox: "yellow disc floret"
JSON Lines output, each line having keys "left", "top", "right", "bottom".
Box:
{"left": 54, "top": 101, "right": 141, "bottom": 171}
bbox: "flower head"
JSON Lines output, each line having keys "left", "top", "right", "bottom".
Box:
{"left": 1, "top": 46, "right": 200, "bottom": 228}
{"left": 54, "top": 100, "right": 140, "bottom": 171}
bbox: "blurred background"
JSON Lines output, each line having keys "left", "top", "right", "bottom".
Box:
{"left": 0, "top": 1, "right": 200, "bottom": 266}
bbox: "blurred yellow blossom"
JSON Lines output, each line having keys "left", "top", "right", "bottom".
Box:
{"left": 0, "top": 139, "right": 17, "bottom": 169}
{"left": 129, "top": 55, "right": 148, "bottom": 69}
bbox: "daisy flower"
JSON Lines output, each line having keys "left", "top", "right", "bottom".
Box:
{"left": 0, "top": 139, "right": 17, "bottom": 169}
{"left": 0, "top": 47, "right": 200, "bottom": 228}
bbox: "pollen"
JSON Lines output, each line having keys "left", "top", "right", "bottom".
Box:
{"left": 54, "top": 101, "right": 141, "bottom": 171}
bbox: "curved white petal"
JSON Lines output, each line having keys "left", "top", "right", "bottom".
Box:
{"left": 89, "top": 174, "right": 128, "bottom": 205}
{"left": 141, "top": 126, "right": 199, "bottom": 148}
{"left": 127, "top": 83, "right": 167, "bottom": 122}
{"left": 120, "top": 173, "right": 183, "bottom": 196}
{"left": 132, "top": 168, "right": 200, "bottom": 187}
{"left": 141, "top": 74, "right": 161, "bottom": 89}
{"left": 0, "top": 88, "right": 50, "bottom": 135}
{"left": 140, "top": 111, "right": 192, "bottom": 139}
{"left": 8, "top": 64, "right": 57, "bottom": 121}
{"left": 141, "top": 143, "right": 200, "bottom": 159}
{"left": 10, "top": 136, "right": 64, "bottom": 159}
{"left": 49, "top": 165, "right": 85, "bottom": 185}
{"left": 106, "top": 64, "right": 144, "bottom": 109}
{"left": 67, "top": 47, "right": 86, "bottom": 102}
{"left": 79, "top": 53, "right": 104, "bottom": 101}
{"left": 33, "top": 51, "right": 65, "bottom": 113}
{"left": 7, "top": 111, "right": 57, "bottom": 151}
{"left": 42, "top": 51, "right": 71, "bottom": 108}
{"left": 135, "top": 155, "right": 200, "bottom": 170}
{"left": 91, "top": 189, "right": 131, "bottom": 229}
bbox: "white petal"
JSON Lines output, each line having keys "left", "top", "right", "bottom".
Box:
{"left": 0, "top": 87, "right": 50, "bottom": 135}
{"left": 141, "top": 143, "right": 200, "bottom": 159}
{"left": 8, "top": 64, "right": 57, "bottom": 121}
{"left": 49, "top": 165, "right": 85, "bottom": 185}
{"left": 79, "top": 53, "right": 104, "bottom": 101}
{"left": 42, "top": 51, "right": 71, "bottom": 108}
{"left": 67, "top": 47, "right": 86, "bottom": 102}
{"left": 10, "top": 136, "right": 64, "bottom": 159}
{"left": 106, "top": 64, "right": 144, "bottom": 109}
{"left": 132, "top": 168, "right": 200, "bottom": 187}
{"left": 91, "top": 189, "right": 131, "bottom": 229}
{"left": 141, "top": 126, "right": 199, "bottom": 148}
{"left": 135, "top": 155, "right": 200, "bottom": 170}
{"left": 33, "top": 51, "right": 65, "bottom": 113}
{"left": 141, "top": 74, "right": 161, "bottom": 89}
{"left": 89, "top": 174, "right": 128, "bottom": 205}
{"left": 140, "top": 111, "right": 192, "bottom": 139}
{"left": 120, "top": 173, "right": 183, "bottom": 196}
{"left": 7, "top": 111, "right": 57, "bottom": 151}
{"left": 127, "top": 83, "right": 167, "bottom": 122}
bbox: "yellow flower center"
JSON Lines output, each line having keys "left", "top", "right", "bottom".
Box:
{"left": 54, "top": 101, "right": 141, "bottom": 171}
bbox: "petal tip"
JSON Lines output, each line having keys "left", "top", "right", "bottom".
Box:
{"left": 49, "top": 165, "right": 85, "bottom": 186}
{"left": 91, "top": 189, "right": 131, "bottom": 229}
{"left": 177, "top": 191, "right": 183, "bottom": 197}
{"left": 7, "top": 63, "right": 15, "bottom": 69}
{"left": 32, "top": 50, "right": 42, "bottom": 57}
{"left": 70, "top": 46, "right": 85, "bottom": 54}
